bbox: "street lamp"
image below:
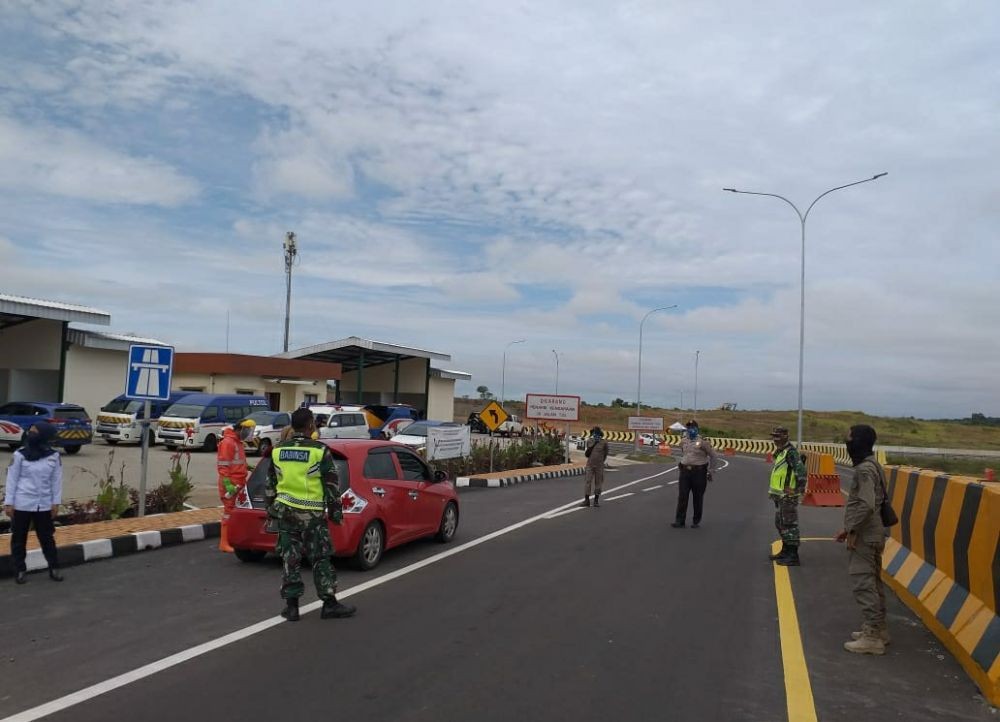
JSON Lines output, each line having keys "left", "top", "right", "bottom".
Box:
{"left": 635, "top": 305, "right": 678, "bottom": 451}
{"left": 552, "top": 349, "right": 560, "bottom": 394}
{"left": 500, "top": 339, "right": 526, "bottom": 406}
{"left": 693, "top": 350, "right": 700, "bottom": 418}
{"left": 724, "top": 172, "right": 887, "bottom": 445}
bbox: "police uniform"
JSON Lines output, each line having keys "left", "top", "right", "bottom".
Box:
{"left": 768, "top": 429, "right": 807, "bottom": 565}
{"left": 673, "top": 424, "right": 717, "bottom": 528}
{"left": 265, "top": 433, "right": 355, "bottom": 620}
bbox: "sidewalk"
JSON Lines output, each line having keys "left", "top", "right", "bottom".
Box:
{"left": 0, "top": 507, "right": 222, "bottom": 577}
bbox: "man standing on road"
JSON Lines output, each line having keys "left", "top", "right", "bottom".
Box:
{"left": 672, "top": 420, "right": 718, "bottom": 528}
{"left": 265, "top": 408, "right": 356, "bottom": 622}
{"left": 216, "top": 419, "right": 253, "bottom": 553}
{"left": 767, "top": 427, "right": 807, "bottom": 566}
{"left": 581, "top": 426, "right": 609, "bottom": 507}
{"left": 836, "top": 424, "right": 888, "bottom": 655}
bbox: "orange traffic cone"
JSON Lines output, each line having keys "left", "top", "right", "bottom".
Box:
{"left": 219, "top": 513, "right": 235, "bottom": 553}
{"left": 765, "top": 451, "right": 773, "bottom": 463}
{"left": 986, "top": 468, "right": 996, "bottom": 482}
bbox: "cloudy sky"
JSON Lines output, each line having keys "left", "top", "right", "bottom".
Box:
{"left": 1, "top": 1, "right": 997, "bottom": 418}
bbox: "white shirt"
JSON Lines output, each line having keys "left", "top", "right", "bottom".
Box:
{"left": 3, "top": 451, "right": 63, "bottom": 512}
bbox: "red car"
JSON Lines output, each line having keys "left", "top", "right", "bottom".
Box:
{"left": 228, "top": 438, "right": 460, "bottom": 570}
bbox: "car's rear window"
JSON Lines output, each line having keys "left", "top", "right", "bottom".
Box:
{"left": 54, "top": 408, "right": 89, "bottom": 420}
{"left": 247, "top": 455, "right": 351, "bottom": 509}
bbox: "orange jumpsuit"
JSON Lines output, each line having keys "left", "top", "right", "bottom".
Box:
{"left": 217, "top": 427, "right": 249, "bottom": 509}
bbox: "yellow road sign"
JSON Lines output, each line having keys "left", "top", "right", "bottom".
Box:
{"left": 478, "top": 401, "right": 509, "bottom": 432}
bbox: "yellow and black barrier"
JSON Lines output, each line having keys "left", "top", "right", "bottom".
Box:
{"left": 882, "top": 466, "right": 999, "bottom": 704}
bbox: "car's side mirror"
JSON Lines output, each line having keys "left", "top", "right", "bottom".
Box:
{"left": 434, "top": 470, "right": 448, "bottom": 483}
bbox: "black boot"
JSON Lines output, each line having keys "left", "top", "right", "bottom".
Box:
{"left": 580, "top": 496, "right": 591, "bottom": 507}
{"left": 768, "top": 543, "right": 787, "bottom": 561}
{"left": 280, "top": 598, "right": 300, "bottom": 622}
{"left": 593, "top": 493, "right": 600, "bottom": 507}
{"left": 321, "top": 598, "right": 357, "bottom": 619}
{"left": 775, "top": 547, "right": 800, "bottom": 566}
{"left": 670, "top": 521, "right": 685, "bottom": 528}
{"left": 48, "top": 569, "right": 64, "bottom": 582}
{"left": 15, "top": 571, "right": 26, "bottom": 585}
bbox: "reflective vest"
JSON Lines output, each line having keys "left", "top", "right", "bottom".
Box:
{"left": 271, "top": 439, "right": 327, "bottom": 512}
{"left": 769, "top": 447, "right": 801, "bottom": 494}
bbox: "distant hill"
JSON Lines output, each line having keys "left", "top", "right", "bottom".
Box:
{"left": 453, "top": 399, "right": 1000, "bottom": 451}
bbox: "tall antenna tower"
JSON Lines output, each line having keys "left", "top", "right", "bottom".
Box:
{"left": 283, "top": 231, "right": 298, "bottom": 352}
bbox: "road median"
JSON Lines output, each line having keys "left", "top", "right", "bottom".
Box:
{"left": 457, "top": 462, "right": 586, "bottom": 488}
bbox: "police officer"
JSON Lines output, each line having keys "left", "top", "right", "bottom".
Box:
{"left": 265, "top": 408, "right": 356, "bottom": 622}
{"left": 768, "top": 427, "right": 807, "bottom": 566}
{"left": 672, "top": 420, "right": 718, "bottom": 528}
{"left": 216, "top": 419, "right": 254, "bottom": 553}
{"left": 836, "top": 424, "right": 889, "bottom": 654}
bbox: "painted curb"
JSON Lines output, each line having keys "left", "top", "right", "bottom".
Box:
{"left": 457, "top": 465, "right": 585, "bottom": 488}
{"left": 0, "top": 521, "right": 221, "bottom": 578}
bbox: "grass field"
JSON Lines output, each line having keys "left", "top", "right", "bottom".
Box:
{"left": 454, "top": 399, "right": 1000, "bottom": 451}
{"left": 885, "top": 454, "right": 998, "bottom": 477}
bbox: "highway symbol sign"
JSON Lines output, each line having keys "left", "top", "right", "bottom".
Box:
{"left": 478, "top": 401, "right": 509, "bottom": 433}
{"left": 125, "top": 344, "right": 175, "bottom": 402}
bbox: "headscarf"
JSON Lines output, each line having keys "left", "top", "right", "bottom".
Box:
{"left": 20, "top": 422, "right": 58, "bottom": 462}
{"left": 846, "top": 424, "right": 877, "bottom": 466}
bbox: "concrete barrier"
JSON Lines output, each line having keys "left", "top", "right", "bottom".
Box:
{"left": 881, "top": 466, "right": 1000, "bottom": 705}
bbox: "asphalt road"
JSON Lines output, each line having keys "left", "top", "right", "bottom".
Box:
{"left": 0, "top": 457, "right": 993, "bottom": 721}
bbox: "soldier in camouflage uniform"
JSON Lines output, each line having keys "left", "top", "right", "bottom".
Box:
{"left": 837, "top": 424, "right": 889, "bottom": 655}
{"left": 768, "top": 427, "right": 807, "bottom": 566}
{"left": 265, "top": 408, "right": 356, "bottom": 621}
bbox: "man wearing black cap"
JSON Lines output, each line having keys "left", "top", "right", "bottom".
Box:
{"left": 672, "top": 420, "right": 718, "bottom": 528}
{"left": 768, "top": 427, "right": 807, "bottom": 566}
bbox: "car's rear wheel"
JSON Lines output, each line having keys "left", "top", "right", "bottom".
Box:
{"left": 353, "top": 521, "right": 384, "bottom": 571}
{"left": 64, "top": 445, "right": 81, "bottom": 455}
{"left": 258, "top": 438, "right": 273, "bottom": 458}
{"left": 234, "top": 549, "right": 266, "bottom": 563}
{"left": 436, "top": 502, "right": 459, "bottom": 543}
{"left": 203, "top": 434, "right": 218, "bottom": 453}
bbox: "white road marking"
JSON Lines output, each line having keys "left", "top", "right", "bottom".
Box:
{"left": 546, "top": 506, "right": 587, "bottom": 519}
{"left": 3, "top": 465, "right": 679, "bottom": 722}
{"left": 602, "top": 493, "right": 634, "bottom": 501}
{"left": 642, "top": 485, "right": 663, "bottom": 492}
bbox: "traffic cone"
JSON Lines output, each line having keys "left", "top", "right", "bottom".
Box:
{"left": 219, "top": 513, "right": 235, "bottom": 553}
{"left": 986, "top": 468, "right": 995, "bottom": 482}
{"left": 765, "top": 451, "right": 773, "bottom": 463}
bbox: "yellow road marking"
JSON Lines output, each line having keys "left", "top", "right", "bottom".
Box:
{"left": 772, "top": 539, "right": 819, "bottom": 722}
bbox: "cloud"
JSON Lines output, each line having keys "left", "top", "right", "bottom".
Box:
{"left": 0, "top": 116, "right": 198, "bottom": 206}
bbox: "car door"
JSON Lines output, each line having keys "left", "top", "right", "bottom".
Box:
{"left": 361, "top": 447, "right": 413, "bottom": 546}
{"left": 393, "top": 449, "right": 444, "bottom": 536}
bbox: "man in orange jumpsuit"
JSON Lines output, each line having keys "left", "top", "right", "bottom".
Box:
{"left": 217, "top": 420, "right": 254, "bottom": 552}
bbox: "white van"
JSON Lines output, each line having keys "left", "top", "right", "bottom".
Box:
{"left": 157, "top": 394, "right": 269, "bottom": 451}
{"left": 309, "top": 405, "right": 371, "bottom": 440}
{"left": 96, "top": 392, "right": 192, "bottom": 446}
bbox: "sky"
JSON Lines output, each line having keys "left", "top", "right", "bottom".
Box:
{"left": 0, "top": 1, "right": 997, "bottom": 419}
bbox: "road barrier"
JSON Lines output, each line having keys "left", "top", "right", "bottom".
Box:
{"left": 881, "top": 466, "right": 1000, "bottom": 705}
{"left": 801, "top": 453, "right": 845, "bottom": 507}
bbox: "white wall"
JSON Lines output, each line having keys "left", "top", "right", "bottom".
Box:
{"left": 0, "top": 319, "right": 64, "bottom": 403}
{"left": 171, "top": 372, "right": 324, "bottom": 411}
{"left": 63, "top": 345, "right": 129, "bottom": 418}
{"left": 427, "top": 376, "right": 456, "bottom": 422}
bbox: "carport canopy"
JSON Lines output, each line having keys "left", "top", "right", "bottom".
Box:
{"left": 0, "top": 294, "right": 111, "bottom": 330}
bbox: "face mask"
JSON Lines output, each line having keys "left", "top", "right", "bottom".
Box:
{"left": 846, "top": 437, "right": 868, "bottom": 464}
{"left": 687, "top": 428, "right": 698, "bottom": 439}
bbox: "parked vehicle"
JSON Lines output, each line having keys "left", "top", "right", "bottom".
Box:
{"left": 466, "top": 413, "right": 488, "bottom": 434}
{"left": 156, "top": 394, "right": 270, "bottom": 452}
{"left": 240, "top": 409, "right": 292, "bottom": 458}
{"left": 638, "top": 433, "right": 659, "bottom": 446}
{"left": 388, "top": 420, "right": 458, "bottom": 451}
{"left": 95, "top": 392, "right": 193, "bottom": 446}
{"left": 362, "top": 404, "right": 421, "bottom": 439}
{"left": 310, "top": 405, "right": 371, "bottom": 440}
{"left": 0, "top": 420, "right": 23, "bottom": 450}
{"left": 497, "top": 414, "right": 524, "bottom": 437}
{"left": 228, "top": 439, "right": 460, "bottom": 570}
{"left": 0, "top": 402, "right": 93, "bottom": 454}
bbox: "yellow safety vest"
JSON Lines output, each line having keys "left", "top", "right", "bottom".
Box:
{"left": 769, "top": 447, "right": 801, "bottom": 494}
{"left": 271, "top": 440, "right": 327, "bottom": 511}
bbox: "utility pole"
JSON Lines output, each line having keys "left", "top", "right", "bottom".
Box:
{"left": 283, "top": 231, "right": 298, "bottom": 353}
{"left": 694, "top": 350, "right": 700, "bottom": 418}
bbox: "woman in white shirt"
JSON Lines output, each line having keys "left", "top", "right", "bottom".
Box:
{"left": 3, "top": 422, "right": 64, "bottom": 584}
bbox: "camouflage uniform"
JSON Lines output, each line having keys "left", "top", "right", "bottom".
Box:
{"left": 265, "top": 435, "right": 342, "bottom": 602}
{"left": 844, "top": 456, "right": 887, "bottom": 636}
{"left": 769, "top": 443, "right": 806, "bottom": 549}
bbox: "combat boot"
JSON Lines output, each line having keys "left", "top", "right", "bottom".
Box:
{"left": 580, "top": 496, "right": 591, "bottom": 507}
{"left": 775, "top": 547, "right": 800, "bottom": 566}
{"left": 280, "top": 598, "right": 300, "bottom": 622}
{"left": 844, "top": 632, "right": 886, "bottom": 655}
{"left": 321, "top": 598, "right": 357, "bottom": 619}
{"left": 768, "top": 543, "right": 787, "bottom": 561}
{"left": 852, "top": 627, "right": 891, "bottom": 645}
{"left": 593, "top": 493, "right": 600, "bottom": 507}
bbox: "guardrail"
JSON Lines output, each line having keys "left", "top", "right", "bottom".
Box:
{"left": 881, "top": 466, "right": 999, "bottom": 705}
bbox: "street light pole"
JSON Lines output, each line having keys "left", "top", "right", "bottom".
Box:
{"left": 552, "top": 349, "right": 560, "bottom": 394}
{"left": 724, "top": 173, "right": 887, "bottom": 445}
{"left": 694, "top": 350, "right": 700, "bottom": 419}
{"left": 282, "top": 231, "right": 298, "bottom": 353}
{"left": 500, "top": 339, "right": 526, "bottom": 407}
{"left": 635, "top": 305, "right": 678, "bottom": 452}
